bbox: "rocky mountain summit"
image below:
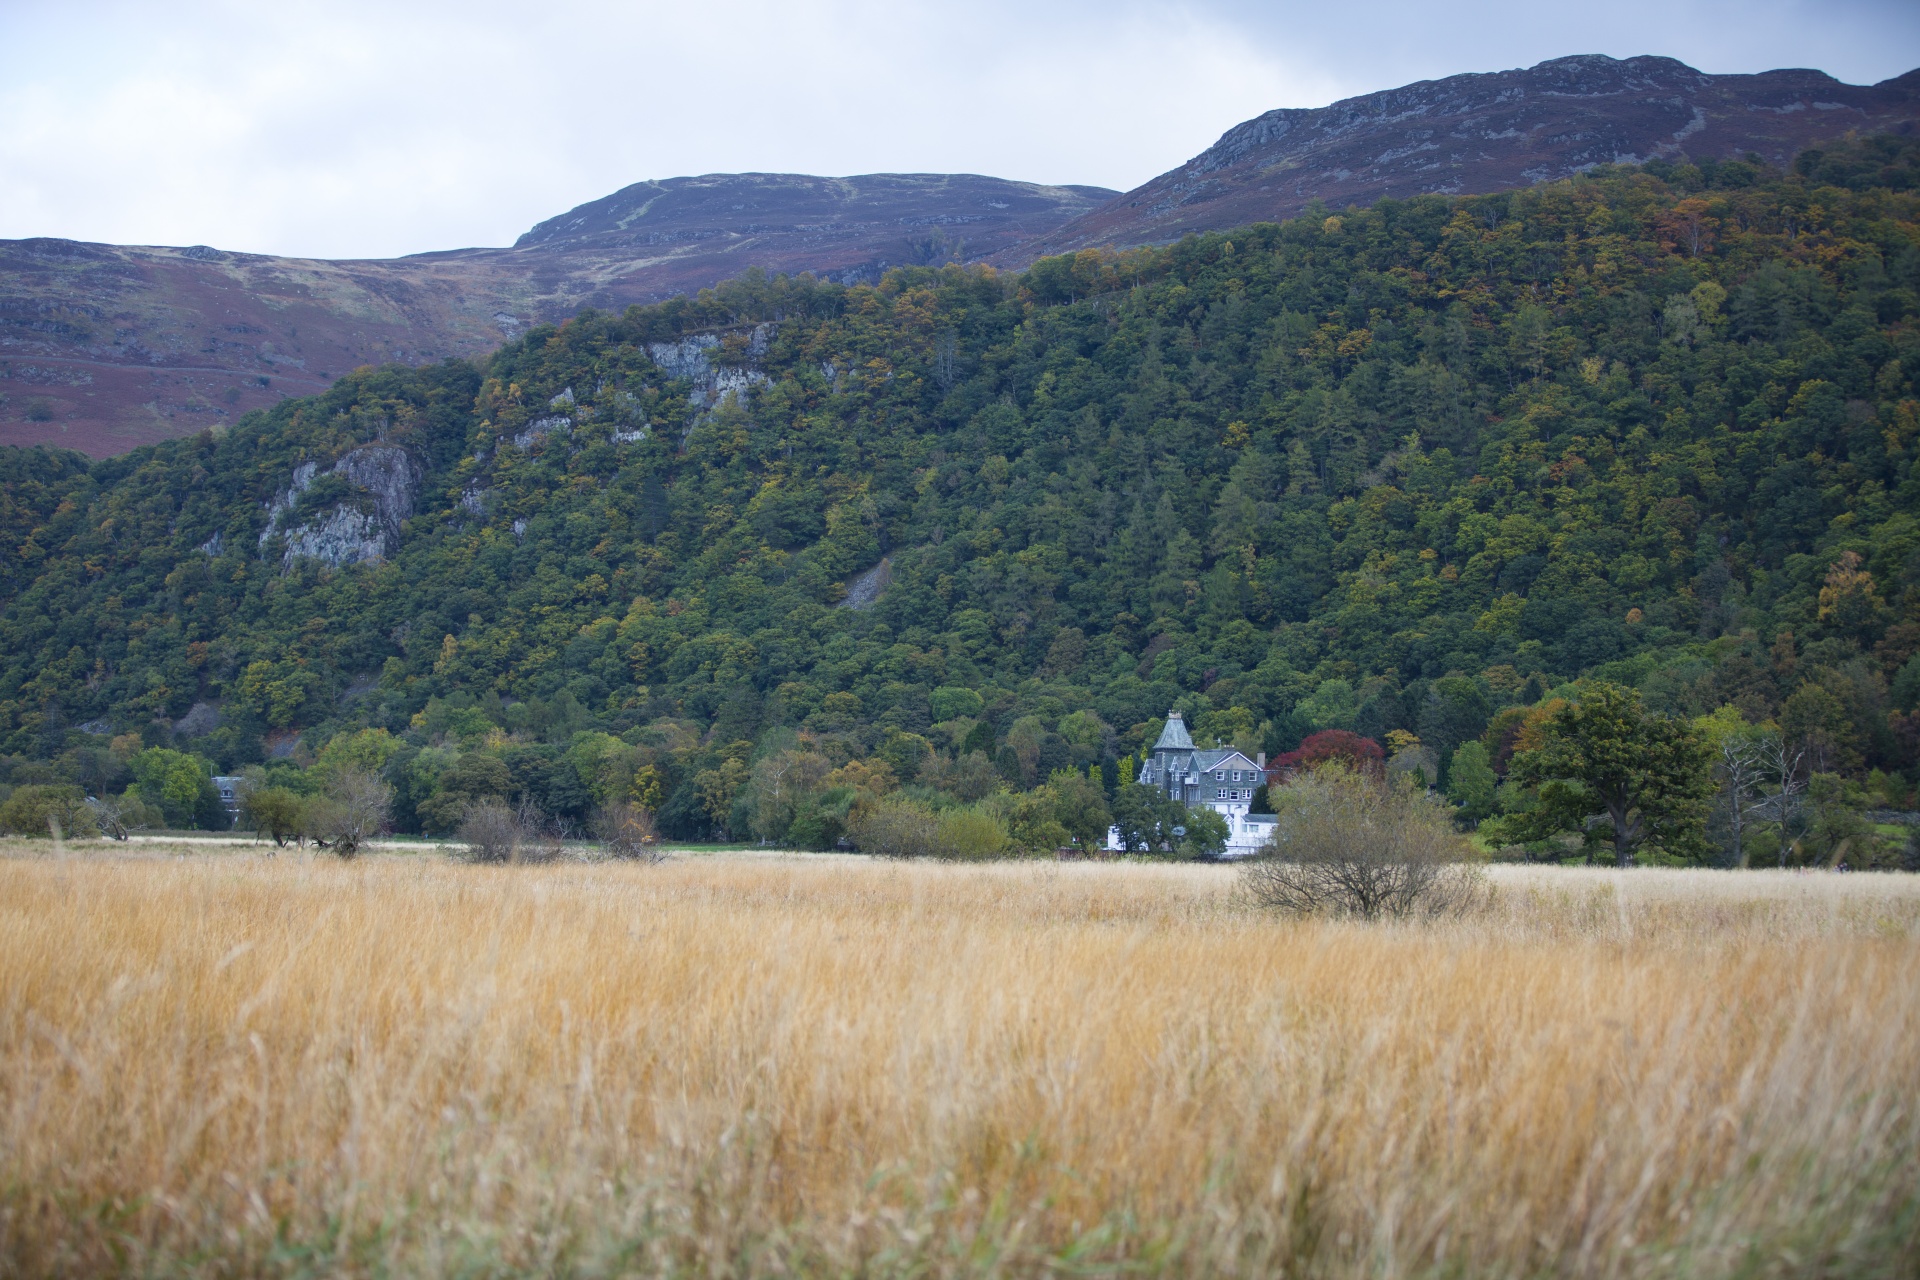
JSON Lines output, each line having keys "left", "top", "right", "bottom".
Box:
{"left": 1007, "top": 55, "right": 1919, "bottom": 261}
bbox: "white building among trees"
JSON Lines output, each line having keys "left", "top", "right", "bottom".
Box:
{"left": 1110, "top": 710, "right": 1277, "bottom": 857}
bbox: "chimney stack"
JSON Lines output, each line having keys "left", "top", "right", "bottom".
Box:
{"left": 1256, "top": 752, "right": 1266, "bottom": 768}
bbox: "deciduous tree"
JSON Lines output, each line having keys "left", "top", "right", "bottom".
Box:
{"left": 1505, "top": 684, "right": 1712, "bottom": 866}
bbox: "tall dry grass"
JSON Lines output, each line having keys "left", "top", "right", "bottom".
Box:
{"left": 0, "top": 845, "right": 1916, "bottom": 1277}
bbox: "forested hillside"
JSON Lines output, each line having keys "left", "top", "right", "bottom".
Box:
{"left": 4, "top": 138, "right": 1919, "bottom": 842}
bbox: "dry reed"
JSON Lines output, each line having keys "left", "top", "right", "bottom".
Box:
{"left": 0, "top": 844, "right": 1916, "bottom": 1277}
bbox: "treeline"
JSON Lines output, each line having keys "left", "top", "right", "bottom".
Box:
{"left": 0, "top": 721, "right": 1132, "bottom": 860}
{"left": 1, "top": 136, "right": 1918, "bottom": 857}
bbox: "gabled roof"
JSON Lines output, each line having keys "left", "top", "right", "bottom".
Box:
{"left": 1152, "top": 710, "right": 1195, "bottom": 752}
{"left": 1192, "top": 749, "right": 1258, "bottom": 772}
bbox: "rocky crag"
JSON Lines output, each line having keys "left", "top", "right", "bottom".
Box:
{"left": 257, "top": 445, "right": 421, "bottom": 570}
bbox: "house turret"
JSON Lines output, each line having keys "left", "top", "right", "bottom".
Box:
{"left": 1152, "top": 711, "right": 1195, "bottom": 753}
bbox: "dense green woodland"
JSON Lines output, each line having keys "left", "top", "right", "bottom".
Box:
{"left": 4, "top": 138, "right": 1920, "bottom": 847}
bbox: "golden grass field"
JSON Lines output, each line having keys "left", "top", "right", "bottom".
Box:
{"left": 1, "top": 843, "right": 1917, "bottom": 1277}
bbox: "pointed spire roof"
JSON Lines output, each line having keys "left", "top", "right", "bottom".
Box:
{"left": 1153, "top": 710, "right": 1194, "bottom": 752}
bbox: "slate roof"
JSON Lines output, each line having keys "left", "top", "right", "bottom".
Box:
{"left": 1191, "top": 749, "right": 1257, "bottom": 772}
{"left": 1153, "top": 711, "right": 1195, "bottom": 752}
{"left": 1148, "top": 712, "right": 1260, "bottom": 773}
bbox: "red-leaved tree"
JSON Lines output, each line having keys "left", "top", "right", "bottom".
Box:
{"left": 1269, "top": 730, "right": 1385, "bottom": 784}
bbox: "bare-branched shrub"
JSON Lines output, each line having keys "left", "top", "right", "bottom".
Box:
{"left": 454, "top": 800, "right": 520, "bottom": 864}
{"left": 304, "top": 768, "right": 392, "bottom": 859}
{"left": 1242, "top": 766, "right": 1487, "bottom": 919}
{"left": 456, "top": 799, "right": 564, "bottom": 864}
{"left": 592, "top": 800, "right": 664, "bottom": 862}
{"left": 85, "top": 793, "right": 144, "bottom": 841}
{"left": 518, "top": 800, "right": 567, "bottom": 863}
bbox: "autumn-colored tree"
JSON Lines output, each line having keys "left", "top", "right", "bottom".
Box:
{"left": 1272, "top": 730, "right": 1385, "bottom": 779}
{"left": 1655, "top": 197, "right": 1718, "bottom": 257}
{"left": 1817, "top": 551, "right": 1887, "bottom": 643}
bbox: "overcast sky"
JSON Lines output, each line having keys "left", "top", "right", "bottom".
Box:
{"left": 2, "top": 0, "right": 1916, "bottom": 260}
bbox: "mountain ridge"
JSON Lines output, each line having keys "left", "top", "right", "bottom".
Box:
{"left": 0, "top": 173, "right": 1115, "bottom": 457}
{"left": 1002, "top": 54, "right": 1920, "bottom": 262}
{"left": 513, "top": 171, "right": 1119, "bottom": 254}
{"left": 6, "top": 53, "right": 1917, "bottom": 458}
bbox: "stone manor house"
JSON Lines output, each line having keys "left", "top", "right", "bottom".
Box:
{"left": 1107, "top": 710, "right": 1277, "bottom": 857}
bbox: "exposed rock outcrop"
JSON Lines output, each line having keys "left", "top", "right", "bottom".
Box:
{"left": 173, "top": 701, "right": 222, "bottom": 738}
{"left": 281, "top": 507, "right": 391, "bottom": 569}
{"left": 647, "top": 324, "right": 775, "bottom": 411}
{"left": 514, "top": 415, "right": 572, "bottom": 449}
{"left": 260, "top": 445, "right": 420, "bottom": 569}
{"left": 839, "top": 557, "right": 893, "bottom": 610}
{"left": 330, "top": 446, "right": 419, "bottom": 532}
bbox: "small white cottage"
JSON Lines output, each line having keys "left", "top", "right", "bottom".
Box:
{"left": 1108, "top": 710, "right": 1277, "bottom": 857}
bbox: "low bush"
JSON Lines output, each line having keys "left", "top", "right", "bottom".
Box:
{"left": 0, "top": 785, "right": 98, "bottom": 839}
{"left": 934, "top": 806, "right": 1007, "bottom": 860}
{"left": 847, "top": 795, "right": 1008, "bottom": 860}
{"left": 85, "top": 792, "right": 158, "bottom": 840}
{"left": 304, "top": 768, "right": 392, "bottom": 858}
{"left": 847, "top": 796, "right": 941, "bottom": 858}
{"left": 592, "top": 800, "right": 663, "bottom": 862}
{"left": 1243, "top": 766, "right": 1486, "bottom": 920}
{"left": 456, "top": 799, "right": 563, "bottom": 864}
